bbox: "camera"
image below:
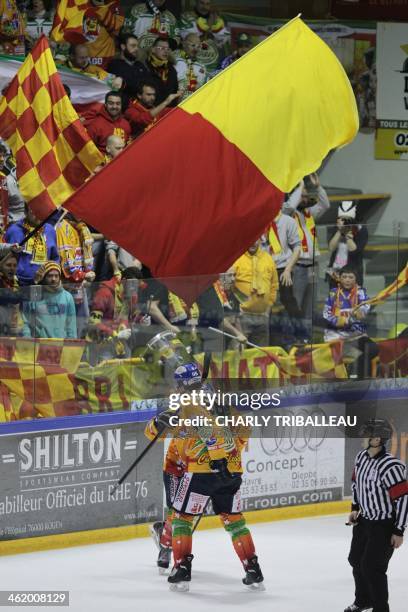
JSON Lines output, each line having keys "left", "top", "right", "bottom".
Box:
{"left": 303, "top": 174, "right": 319, "bottom": 201}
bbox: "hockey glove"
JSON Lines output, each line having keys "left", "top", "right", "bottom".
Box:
{"left": 209, "top": 458, "right": 234, "bottom": 481}
{"left": 155, "top": 409, "right": 177, "bottom": 431}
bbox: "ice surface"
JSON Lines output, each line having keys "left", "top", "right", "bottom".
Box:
{"left": 1, "top": 514, "right": 407, "bottom": 611}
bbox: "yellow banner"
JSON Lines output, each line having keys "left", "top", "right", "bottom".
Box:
{"left": 0, "top": 348, "right": 282, "bottom": 421}
{"left": 375, "top": 127, "right": 408, "bottom": 160}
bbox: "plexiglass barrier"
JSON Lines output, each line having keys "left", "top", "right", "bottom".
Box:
{"left": 0, "top": 222, "right": 407, "bottom": 423}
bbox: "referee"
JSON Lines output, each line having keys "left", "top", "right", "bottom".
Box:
{"left": 345, "top": 419, "right": 408, "bottom": 612}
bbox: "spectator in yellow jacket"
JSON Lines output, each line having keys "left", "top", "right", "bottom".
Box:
{"left": 232, "top": 240, "right": 278, "bottom": 346}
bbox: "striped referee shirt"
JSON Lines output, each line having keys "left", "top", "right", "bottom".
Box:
{"left": 351, "top": 448, "right": 408, "bottom": 535}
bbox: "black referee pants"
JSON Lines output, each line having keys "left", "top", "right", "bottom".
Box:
{"left": 348, "top": 518, "right": 394, "bottom": 612}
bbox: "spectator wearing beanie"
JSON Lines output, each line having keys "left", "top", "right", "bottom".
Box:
{"left": 22, "top": 262, "right": 77, "bottom": 339}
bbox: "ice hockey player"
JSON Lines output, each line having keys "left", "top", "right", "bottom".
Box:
{"left": 345, "top": 418, "right": 408, "bottom": 612}
{"left": 166, "top": 362, "right": 264, "bottom": 592}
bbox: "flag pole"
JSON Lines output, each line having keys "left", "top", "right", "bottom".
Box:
{"left": 0, "top": 207, "right": 66, "bottom": 266}
{"left": 208, "top": 326, "right": 280, "bottom": 361}
{"left": 18, "top": 207, "right": 65, "bottom": 248}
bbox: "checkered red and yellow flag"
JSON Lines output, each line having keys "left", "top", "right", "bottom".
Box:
{"left": 51, "top": 0, "right": 89, "bottom": 43}
{"left": 0, "top": 35, "right": 103, "bottom": 219}
{"left": 0, "top": 337, "right": 86, "bottom": 371}
{"left": 0, "top": 337, "right": 86, "bottom": 420}
{"left": 0, "top": 362, "right": 78, "bottom": 419}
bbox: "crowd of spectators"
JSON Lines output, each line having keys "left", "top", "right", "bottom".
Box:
{"left": 0, "top": 1, "right": 381, "bottom": 378}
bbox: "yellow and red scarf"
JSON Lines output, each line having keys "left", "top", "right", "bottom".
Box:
{"left": 56, "top": 219, "right": 94, "bottom": 282}
{"left": 295, "top": 209, "right": 317, "bottom": 253}
{"left": 23, "top": 222, "right": 48, "bottom": 265}
{"left": 149, "top": 51, "right": 169, "bottom": 81}
{"left": 267, "top": 214, "right": 283, "bottom": 255}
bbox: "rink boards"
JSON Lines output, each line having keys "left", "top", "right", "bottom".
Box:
{"left": 0, "top": 381, "right": 407, "bottom": 555}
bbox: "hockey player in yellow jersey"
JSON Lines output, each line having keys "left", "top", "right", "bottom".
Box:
{"left": 161, "top": 362, "right": 264, "bottom": 592}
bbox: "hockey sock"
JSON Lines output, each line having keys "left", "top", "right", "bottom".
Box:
{"left": 220, "top": 513, "right": 256, "bottom": 566}
{"left": 172, "top": 513, "right": 195, "bottom": 565}
{"left": 160, "top": 508, "right": 174, "bottom": 548}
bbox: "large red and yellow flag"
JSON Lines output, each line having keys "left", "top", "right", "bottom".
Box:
{"left": 0, "top": 36, "right": 103, "bottom": 219}
{"left": 64, "top": 17, "right": 359, "bottom": 302}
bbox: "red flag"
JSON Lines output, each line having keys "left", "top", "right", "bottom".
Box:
{"left": 63, "top": 19, "right": 357, "bottom": 302}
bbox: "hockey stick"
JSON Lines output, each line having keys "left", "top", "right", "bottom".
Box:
{"left": 191, "top": 497, "right": 211, "bottom": 534}
{"left": 110, "top": 425, "right": 165, "bottom": 496}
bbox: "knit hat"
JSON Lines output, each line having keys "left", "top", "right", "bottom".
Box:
{"left": 42, "top": 261, "right": 62, "bottom": 277}
{"left": 338, "top": 200, "right": 356, "bottom": 219}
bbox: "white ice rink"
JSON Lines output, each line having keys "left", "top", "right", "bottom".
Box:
{"left": 1, "top": 514, "right": 407, "bottom": 611}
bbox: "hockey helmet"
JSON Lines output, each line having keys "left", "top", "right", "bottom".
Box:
{"left": 359, "top": 418, "right": 393, "bottom": 441}
{"left": 174, "top": 362, "right": 202, "bottom": 389}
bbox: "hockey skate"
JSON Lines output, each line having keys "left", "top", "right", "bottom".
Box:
{"left": 149, "top": 521, "right": 164, "bottom": 550}
{"left": 242, "top": 555, "right": 265, "bottom": 591}
{"left": 344, "top": 604, "right": 373, "bottom": 612}
{"left": 157, "top": 545, "right": 172, "bottom": 575}
{"left": 168, "top": 555, "right": 193, "bottom": 592}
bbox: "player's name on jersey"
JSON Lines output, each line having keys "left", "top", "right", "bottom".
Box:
{"left": 168, "top": 414, "right": 357, "bottom": 428}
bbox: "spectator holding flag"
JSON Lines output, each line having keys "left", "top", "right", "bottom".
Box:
{"left": 125, "top": 80, "right": 180, "bottom": 138}
{"left": 5, "top": 204, "right": 60, "bottom": 287}
{"left": 322, "top": 265, "right": 378, "bottom": 379}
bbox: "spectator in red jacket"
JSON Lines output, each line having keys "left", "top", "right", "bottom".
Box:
{"left": 86, "top": 91, "right": 131, "bottom": 153}
{"left": 87, "top": 266, "right": 147, "bottom": 363}
{"left": 125, "top": 80, "right": 181, "bottom": 138}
